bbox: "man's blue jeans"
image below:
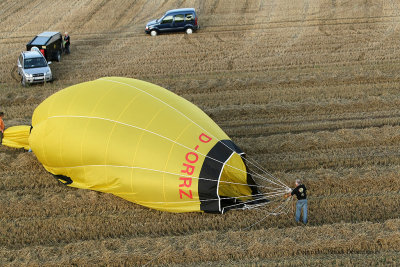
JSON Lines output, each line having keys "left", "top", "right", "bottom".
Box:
{"left": 295, "top": 199, "right": 308, "bottom": 224}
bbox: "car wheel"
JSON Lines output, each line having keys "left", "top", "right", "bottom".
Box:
{"left": 21, "top": 76, "right": 27, "bottom": 87}
{"left": 185, "top": 28, "right": 193, "bottom": 34}
{"left": 56, "top": 51, "right": 61, "bottom": 62}
{"left": 150, "top": 30, "right": 158, "bottom": 36}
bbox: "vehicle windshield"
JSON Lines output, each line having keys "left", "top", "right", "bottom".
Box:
{"left": 24, "top": 57, "right": 47, "bottom": 69}
{"left": 158, "top": 13, "right": 167, "bottom": 22}
{"left": 31, "top": 36, "right": 50, "bottom": 46}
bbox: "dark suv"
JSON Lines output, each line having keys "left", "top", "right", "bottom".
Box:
{"left": 26, "top": 32, "right": 63, "bottom": 62}
{"left": 145, "top": 8, "right": 198, "bottom": 36}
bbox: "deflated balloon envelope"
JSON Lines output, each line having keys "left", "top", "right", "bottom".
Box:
{"left": 4, "top": 77, "right": 261, "bottom": 213}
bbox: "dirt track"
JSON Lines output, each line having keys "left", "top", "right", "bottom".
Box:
{"left": 1, "top": 0, "right": 400, "bottom": 265}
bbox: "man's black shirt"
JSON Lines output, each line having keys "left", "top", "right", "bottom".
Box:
{"left": 64, "top": 35, "right": 70, "bottom": 45}
{"left": 291, "top": 184, "right": 307, "bottom": 200}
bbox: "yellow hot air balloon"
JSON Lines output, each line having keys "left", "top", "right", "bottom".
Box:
{"left": 3, "top": 77, "right": 265, "bottom": 213}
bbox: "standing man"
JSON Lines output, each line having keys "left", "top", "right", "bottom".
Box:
{"left": 289, "top": 179, "right": 308, "bottom": 225}
{"left": 64, "top": 32, "right": 70, "bottom": 54}
{"left": 0, "top": 112, "right": 4, "bottom": 144}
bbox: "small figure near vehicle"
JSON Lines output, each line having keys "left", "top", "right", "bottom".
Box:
{"left": 64, "top": 32, "right": 70, "bottom": 54}
{"left": 17, "top": 49, "right": 53, "bottom": 87}
{"left": 145, "top": 8, "right": 199, "bottom": 36}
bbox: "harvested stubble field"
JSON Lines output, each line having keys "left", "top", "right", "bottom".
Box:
{"left": 1, "top": 0, "right": 400, "bottom": 265}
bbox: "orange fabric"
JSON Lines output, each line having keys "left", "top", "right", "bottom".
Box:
{"left": 0, "top": 117, "right": 4, "bottom": 133}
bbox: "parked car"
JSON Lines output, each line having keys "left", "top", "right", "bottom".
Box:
{"left": 26, "top": 32, "right": 63, "bottom": 62}
{"left": 145, "top": 8, "right": 199, "bottom": 36}
{"left": 17, "top": 49, "right": 53, "bottom": 86}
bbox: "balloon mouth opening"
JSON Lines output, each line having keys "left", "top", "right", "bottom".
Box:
{"left": 198, "top": 140, "right": 264, "bottom": 213}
